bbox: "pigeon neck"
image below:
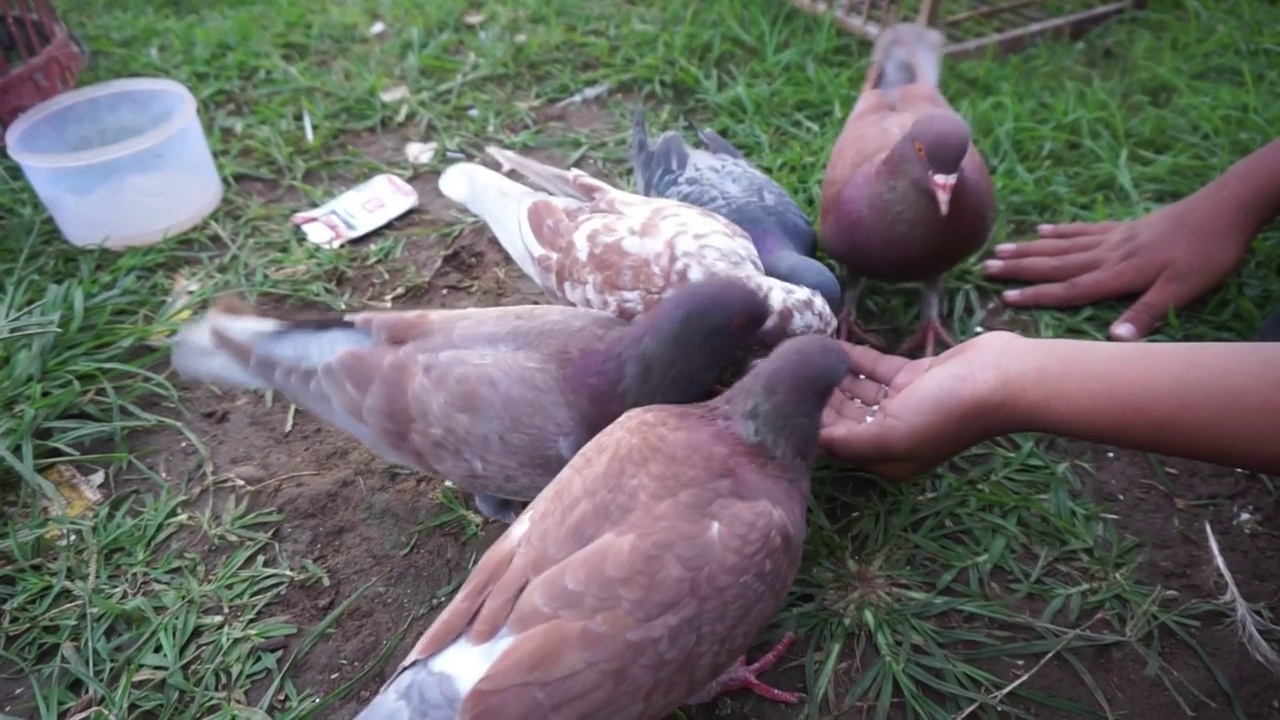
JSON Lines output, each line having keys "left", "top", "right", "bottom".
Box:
{"left": 614, "top": 319, "right": 725, "bottom": 410}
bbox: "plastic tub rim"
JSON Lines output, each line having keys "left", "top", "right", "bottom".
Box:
{"left": 4, "top": 76, "right": 200, "bottom": 169}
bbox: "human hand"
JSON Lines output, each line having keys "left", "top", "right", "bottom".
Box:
{"left": 819, "top": 332, "right": 1022, "bottom": 480}
{"left": 981, "top": 194, "right": 1255, "bottom": 341}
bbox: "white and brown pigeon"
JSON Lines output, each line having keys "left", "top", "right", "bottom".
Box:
{"left": 437, "top": 146, "right": 837, "bottom": 344}
{"left": 354, "top": 334, "right": 853, "bottom": 720}
{"left": 168, "top": 278, "right": 769, "bottom": 523}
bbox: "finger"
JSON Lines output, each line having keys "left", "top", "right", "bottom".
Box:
{"left": 838, "top": 373, "right": 890, "bottom": 406}
{"left": 819, "top": 420, "right": 892, "bottom": 461}
{"left": 1034, "top": 221, "right": 1125, "bottom": 239}
{"left": 1000, "top": 267, "right": 1136, "bottom": 308}
{"left": 1109, "top": 276, "right": 1187, "bottom": 341}
{"left": 835, "top": 340, "right": 911, "bottom": 386}
{"left": 990, "top": 235, "right": 1106, "bottom": 260}
{"left": 982, "top": 252, "right": 1101, "bottom": 283}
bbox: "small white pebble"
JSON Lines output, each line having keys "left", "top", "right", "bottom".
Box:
{"left": 857, "top": 373, "right": 866, "bottom": 381}
{"left": 514, "top": 33, "right": 528, "bottom": 43}
{"left": 404, "top": 141, "right": 438, "bottom": 165}
{"left": 1106, "top": 452, "right": 1114, "bottom": 458}
{"left": 379, "top": 85, "right": 411, "bottom": 103}
{"left": 863, "top": 415, "right": 877, "bottom": 425}
{"left": 368, "top": 20, "right": 387, "bottom": 36}
{"left": 467, "top": 106, "right": 480, "bottom": 118}
{"left": 974, "top": 325, "right": 985, "bottom": 333}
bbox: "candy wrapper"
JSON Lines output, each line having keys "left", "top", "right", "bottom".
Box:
{"left": 291, "top": 174, "right": 419, "bottom": 248}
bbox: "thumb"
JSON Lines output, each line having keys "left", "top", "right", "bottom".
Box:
{"left": 818, "top": 418, "right": 896, "bottom": 462}
{"left": 1110, "top": 278, "right": 1183, "bottom": 341}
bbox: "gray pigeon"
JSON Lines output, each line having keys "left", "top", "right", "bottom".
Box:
{"left": 354, "top": 334, "right": 853, "bottom": 720}
{"left": 169, "top": 278, "right": 769, "bottom": 522}
{"left": 630, "top": 107, "right": 842, "bottom": 314}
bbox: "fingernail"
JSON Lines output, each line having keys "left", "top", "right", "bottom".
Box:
{"left": 1111, "top": 322, "right": 1138, "bottom": 341}
{"left": 994, "top": 243, "right": 1015, "bottom": 256}
{"left": 1002, "top": 289, "right": 1021, "bottom": 302}
{"left": 982, "top": 259, "right": 1003, "bottom": 273}
{"left": 1036, "top": 223, "right": 1054, "bottom": 232}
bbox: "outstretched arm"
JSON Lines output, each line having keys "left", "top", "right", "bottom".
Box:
{"left": 1004, "top": 338, "right": 1280, "bottom": 474}
{"left": 821, "top": 333, "right": 1280, "bottom": 479}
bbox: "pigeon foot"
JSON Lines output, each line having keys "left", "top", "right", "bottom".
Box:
{"left": 837, "top": 309, "right": 884, "bottom": 348}
{"left": 687, "top": 632, "right": 805, "bottom": 706}
{"left": 896, "top": 317, "right": 956, "bottom": 358}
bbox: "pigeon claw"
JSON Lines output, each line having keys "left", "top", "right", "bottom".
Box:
{"left": 691, "top": 632, "right": 805, "bottom": 706}
{"left": 836, "top": 308, "right": 884, "bottom": 349}
{"left": 896, "top": 317, "right": 957, "bottom": 358}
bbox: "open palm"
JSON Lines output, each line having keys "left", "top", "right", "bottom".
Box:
{"left": 820, "top": 332, "right": 1020, "bottom": 480}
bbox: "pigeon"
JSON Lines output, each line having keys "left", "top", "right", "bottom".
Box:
{"left": 437, "top": 146, "right": 837, "bottom": 343}
{"left": 819, "top": 22, "right": 996, "bottom": 356}
{"left": 353, "top": 334, "right": 854, "bottom": 720}
{"left": 168, "top": 278, "right": 769, "bottom": 523}
{"left": 629, "top": 107, "right": 842, "bottom": 315}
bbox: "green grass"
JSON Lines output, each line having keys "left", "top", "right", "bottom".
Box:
{"left": 2, "top": 0, "right": 1278, "bottom": 717}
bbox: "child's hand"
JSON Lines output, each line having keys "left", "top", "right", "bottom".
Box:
{"left": 981, "top": 194, "right": 1255, "bottom": 341}
{"left": 819, "top": 333, "right": 1020, "bottom": 480}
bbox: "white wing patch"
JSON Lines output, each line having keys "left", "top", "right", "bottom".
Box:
{"left": 426, "top": 626, "right": 517, "bottom": 697}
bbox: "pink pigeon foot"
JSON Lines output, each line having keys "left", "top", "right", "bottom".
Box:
{"left": 837, "top": 303, "right": 885, "bottom": 348}
{"left": 837, "top": 276, "right": 884, "bottom": 348}
{"left": 896, "top": 316, "right": 956, "bottom": 358}
{"left": 688, "top": 632, "right": 805, "bottom": 706}
{"left": 897, "top": 280, "right": 956, "bottom": 357}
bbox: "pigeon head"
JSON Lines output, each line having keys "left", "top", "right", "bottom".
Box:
{"left": 619, "top": 277, "right": 769, "bottom": 407}
{"left": 900, "top": 110, "right": 971, "bottom": 217}
{"left": 718, "top": 334, "right": 851, "bottom": 472}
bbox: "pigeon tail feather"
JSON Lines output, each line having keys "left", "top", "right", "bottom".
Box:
{"left": 438, "top": 161, "right": 547, "bottom": 283}
{"left": 870, "top": 22, "right": 945, "bottom": 93}
{"left": 484, "top": 146, "right": 603, "bottom": 203}
{"left": 169, "top": 300, "right": 375, "bottom": 390}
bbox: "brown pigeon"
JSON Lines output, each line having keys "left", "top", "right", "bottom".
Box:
{"left": 352, "top": 334, "right": 852, "bottom": 720}
{"left": 168, "top": 278, "right": 768, "bottom": 523}
{"left": 819, "top": 22, "right": 996, "bottom": 356}
{"left": 437, "top": 146, "right": 838, "bottom": 343}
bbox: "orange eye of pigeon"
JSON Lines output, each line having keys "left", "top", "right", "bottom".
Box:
{"left": 914, "top": 140, "right": 926, "bottom": 158}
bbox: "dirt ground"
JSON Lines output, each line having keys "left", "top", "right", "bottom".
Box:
{"left": 119, "top": 104, "right": 1280, "bottom": 720}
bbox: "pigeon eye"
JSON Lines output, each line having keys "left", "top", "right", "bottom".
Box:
{"left": 913, "top": 140, "right": 926, "bottom": 158}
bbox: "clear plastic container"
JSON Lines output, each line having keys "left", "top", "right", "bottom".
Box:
{"left": 4, "top": 77, "right": 224, "bottom": 250}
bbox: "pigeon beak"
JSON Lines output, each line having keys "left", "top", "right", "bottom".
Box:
{"left": 930, "top": 173, "right": 958, "bottom": 217}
